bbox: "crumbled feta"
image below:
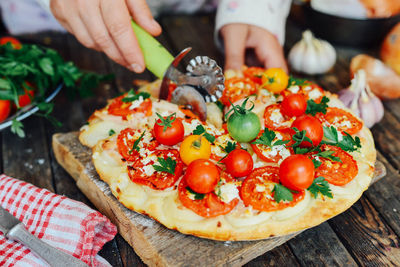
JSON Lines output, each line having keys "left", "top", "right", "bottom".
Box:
{"left": 261, "top": 145, "right": 291, "bottom": 163}
{"left": 255, "top": 184, "right": 266, "bottom": 192}
{"left": 337, "top": 130, "right": 343, "bottom": 141}
{"left": 288, "top": 85, "right": 300, "bottom": 94}
{"left": 308, "top": 88, "right": 322, "bottom": 100}
{"left": 183, "top": 119, "right": 201, "bottom": 136}
{"left": 128, "top": 96, "right": 144, "bottom": 110}
{"left": 270, "top": 109, "right": 283, "bottom": 125}
{"left": 216, "top": 183, "right": 239, "bottom": 203}
{"left": 142, "top": 165, "right": 155, "bottom": 176}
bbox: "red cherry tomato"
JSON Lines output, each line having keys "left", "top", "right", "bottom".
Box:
{"left": 223, "top": 149, "right": 254, "bottom": 178}
{"left": 153, "top": 115, "right": 184, "bottom": 146}
{"left": 281, "top": 93, "right": 307, "bottom": 117}
{"left": 184, "top": 159, "right": 219, "bottom": 194}
{"left": 0, "top": 100, "right": 11, "bottom": 122}
{"left": 0, "top": 37, "right": 22, "bottom": 49}
{"left": 18, "top": 89, "right": 35, "bottom": 107}
{"left": 292, "top": 115, "right": 323, "bottom": 147}
{"left": 243, "top": 66, "right": 265, "bottom": 84}
{"left": 279, "top": 154, "right": 315, "bottom": 191}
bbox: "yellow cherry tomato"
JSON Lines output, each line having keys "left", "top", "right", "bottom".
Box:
{"left": 180, "top": 135, "right": 211, "bottom": 165}
{"left": 261, "top": 68, "right": 289, "bottom": 94}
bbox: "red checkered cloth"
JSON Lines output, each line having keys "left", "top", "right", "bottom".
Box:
{"left": 0, "top": 174, "right": 117, "bottom": 267}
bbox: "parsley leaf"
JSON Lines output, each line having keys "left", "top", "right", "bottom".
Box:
{"left": 121, "top": 90, "right": 150, "bottom": 103}
{"left": 312, "top": 158, "right": 322, "bottom": 168}
{"left": 11, "top": 119, "right": 25, "bottom": 138}
{"left": 108, "top": 129, "right": 116, "bottom": 136}
{"left": 219, "top": 141, "right": 237, "bottom": 154}
{"left": 152, "top": 156, "right": 176, "bottom": 175}
{"left": 129, "top": 131, "right": 146, "bottom": 154}
{"left": 315, "top": 150, "right": 342, "bottom": 163}
{"left": 290, "top": 127, "right": 315, "bottom": 153}
{"left": 272, "top": 184, "right": 294, "bottom": 203}
{"left": 156, "top": 112, "right": 176, "bottom": 132}
{"left": 252, "top": 128, "right": 289, "bottom": 148}
{"left": 288, "top": 76, "right": 309, "bottom": 86}
{"left": 186, "top": 187, "right": 205, "bottom": 200}
{"left": 192, "top": 124, "right": 215, "bottom": 143}
{"left": 307, "top": 177, "right": 333, "bottom": 199}
{"left": 305, "top": 96, "right": 329, "bottom": 116}
{"left": 321, "top": 126, "right": 361, "bottom": 152}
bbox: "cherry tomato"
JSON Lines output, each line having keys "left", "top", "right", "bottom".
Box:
{"left": 281, "top": 93, "right": 307, "bottom": 117}
{"left": 185, "top": 159, "right": 219, "bottom": 193}
{"left": 261, "top": 68, "right": 289, "bottom": 94}
{"left": 223, "top": 149, "right": 253, "bottom": 178}
{"left": 264, "top": 104, "right": 294, "bottom": 131}
{"left": 0, "top": 37, "right": 22, "bottom": 49}
{"left": 153, "top": 114, "right": 184, "bottom": 146}
{"left": 180, "top": 135, "right": 211, "bottom": 165}
{"left": 220, "top": 77, "right": 257, "bottom": 106}
{"left": 0, "top": 100, "right": 11, "bottom": 122}
{"left": 314, "top": 145, "right": 358, "bottom": 186}
{"left": 251, "top": 130, "right": 292, "bottom": 163}
{"left": 318, "top": 107, "right": 362, "bottom": 135}
{"left": 292, "top": 115, "right": 323, "bottom": 147}
{"left": 18, "top": 89, "right": 35, "bottom": 107}
{"left": 243, "top": 66, "right": 265, "bottom": 85}
{"left": 240, "top": 166, "right": 305, "bottom": 212}
{"left": 279, "top": 155, "right": 315, "bottom": 191}
{"left": 117, "top": 128, "right": 157, "bottom": 161}
{"left": 178, "top": 170, "right": 239, "bottom": 217}
{"left": 128, "top": 149, "right": 183, "bottom": 190}
{"left": 108, "top": 95, "right": 152, "bottom": 119}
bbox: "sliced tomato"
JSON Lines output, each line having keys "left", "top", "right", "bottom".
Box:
{"left": 179, "top": 105, "right": 200, "bottom": 121}
{"left": 301, "top": 84, "right": 325, "bottom": 103}
{"left": 318, "top": 107, "right": 362, "bottom": 135}
{"left": 240, "top": 166, "right": 305, "bottom": 212}
{"left": 314, "top": 145, "right": 358, "bottom": 186}
{"left": 178, "top": 171, "right": 239, "bottom": 217}
{"left": 128, "top": 149, "right": 183, "bottom": 190}
{"left": 263, "top": 104, "right": 294, "bottom": 131}
{"left": 251, "top": 130, "right": 292, "bottom": 163}
{"left": 243, "top": 67, "right": 265, "bottom": 85}
{"left": 108, "top": 95, "right": 152, "bottom": 119}
{"left": 220, "top": 77, "right": 257, "bottom": 106}
{"left": 117, "top": 128, "right": 157, "bottom": 161}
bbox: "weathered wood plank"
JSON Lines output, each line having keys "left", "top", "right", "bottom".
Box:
{"left": 289, "top": 223, "right": 358, "bottom": 266}
{"left": 329, "top": 197, "right": 400, "bottom": 266}
{"left": 245, "top": 244, "right": 300, "bottom": 267}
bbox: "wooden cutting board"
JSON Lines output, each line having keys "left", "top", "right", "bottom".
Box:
{"left": 52, "top": 132, "right": 386, "bottom": 267}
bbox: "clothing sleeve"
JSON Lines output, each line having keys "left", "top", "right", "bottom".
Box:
{"left": 35, "top": 0, "right": 51, "bottom": 12}
{"left": 215, "top": 0, "right": 292, "bottom": 50}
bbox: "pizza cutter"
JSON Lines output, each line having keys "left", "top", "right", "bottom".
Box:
{"left": 131, "top": 21, "right": 225, "bottom": 121}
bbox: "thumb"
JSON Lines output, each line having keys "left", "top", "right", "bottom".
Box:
{"left": 220, "top": 24, "right": 248, "bottom": 71}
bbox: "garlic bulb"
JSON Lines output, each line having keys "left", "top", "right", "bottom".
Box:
{"left": 338, "top": 70, "right": 384, "bottom": 128}
{"left": 288, "top": 30, "right": 336, "bottom": 75}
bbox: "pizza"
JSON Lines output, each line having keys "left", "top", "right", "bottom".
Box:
{"left": 79, "top": 67, "right": 376, "bottom": 241}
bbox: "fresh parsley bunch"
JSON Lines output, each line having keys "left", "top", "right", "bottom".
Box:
{"left": 0, "top": 42, "right": 113, "bottom": 137}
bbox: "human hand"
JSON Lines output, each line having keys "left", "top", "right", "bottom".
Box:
{"left": 50, "top": 0, "right": 161, "bottom": 73}
{"left": 220, "top": 24, "right": 288, "bottom": 73}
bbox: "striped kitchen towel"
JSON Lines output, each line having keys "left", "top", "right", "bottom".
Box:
{"left": 0, "top": 174, "right": 117, "bottom": 267}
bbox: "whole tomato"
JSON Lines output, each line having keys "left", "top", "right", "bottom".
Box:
{"left": 281, "top": 93, "right": 307, "bottom": 117}
{"left": 279, "top": 154, "right": 315, "bottom": 191}
{"left": 292, "top": 115, "right": 323, "bottom": 147}
{"left": 185, "top": 159, "right": 220, "bottom": 194}
{"left": 0, "top": 37, "right": 22, "bottom": 49}
{"left": 261, "top": 68, "right": 289, "bottom": 94}
{"left": 223, "top": 149, "right": 254, "bottom": 178}
{"left": 180, "top": 135, "right": 211, "bottom": 165}
{"left": 153, "top": 113, "right": 184, "bottom": 146}
{"left": 0, "top": 100, "right": 11, "bottom": 122}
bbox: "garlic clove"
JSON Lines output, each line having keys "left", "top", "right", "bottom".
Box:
{"left": 358, "top": 96, "right": 377, "bottom": 128}
{"left": 338, "top": 89, "right": 356, "bottom": 107}
{"left": 370, "top": 94, "right": 384, "bottom": 123}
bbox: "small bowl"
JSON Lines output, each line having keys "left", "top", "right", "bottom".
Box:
{"left": 303, "top": 4, "right": 400, "bottom": 47}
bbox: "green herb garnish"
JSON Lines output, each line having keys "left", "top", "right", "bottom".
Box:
{"left": 186, "top": 187, "right": 205, "bottom": 200}
{"left": 129, "top": 131, "right": 146, "bottom": 154}
{"left": 252, "top": 128, "right": 289, "bottom": 148}
{"left": 273, "top": 184, "right": 295, "bottom": 203}
{"left": 307, "top": 177, "right": 333, "bottom": 199}
{"left": 108, "top": 129, "right": 116, "bottom": 136}
{"left": 121, "top": 90, "right": 150, "bottom": 103}
{"left": 152, "top": 157, "right": 176, "bottom": 175}
{"left": 305, "top": 96, "right": 329, "bottom": 116}
{"left": 321, "top": 126, "right": 361, "bottom": 152}
{"left": 192, "top": 124, "right": 215, "bottom": 144}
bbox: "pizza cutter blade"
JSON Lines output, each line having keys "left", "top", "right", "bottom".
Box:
{"left": 131, "top": 21, "right": 225, "bottom": 120}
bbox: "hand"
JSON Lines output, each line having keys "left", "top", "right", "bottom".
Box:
{"left": 50, "top": 0, "right": 161, "bottom": 73}
{"left": 220, "top": 24, "right": 288, "bottom": 72}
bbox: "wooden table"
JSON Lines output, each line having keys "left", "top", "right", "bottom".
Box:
{"left": 2, "top": 11, "right": 400, "bottom": 266}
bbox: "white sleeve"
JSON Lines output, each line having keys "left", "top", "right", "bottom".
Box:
{"left": 35, "top": 0, "right": 51, "bottom": 12}
{"left": 215, "top": 0, "right": 292, "bottom": 49}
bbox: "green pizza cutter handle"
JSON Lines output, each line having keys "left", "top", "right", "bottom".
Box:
{"left": 130, "top": 20, "right": 174, "bottom": 79}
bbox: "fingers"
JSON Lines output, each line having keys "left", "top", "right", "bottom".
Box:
{"left": 126, "top": 0, "right": 162, "bottom": 36}
{"left": 247, "top": 26, "right": 288, "bottom": 73}
{"left": 100, "top": 0, "right": 145, "bottom": 72}
{"left": 78, "top": 0, "right": 128, "bottom": 66}
{"left": 220, "top": 24, "right": 248, "bottom": 71}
